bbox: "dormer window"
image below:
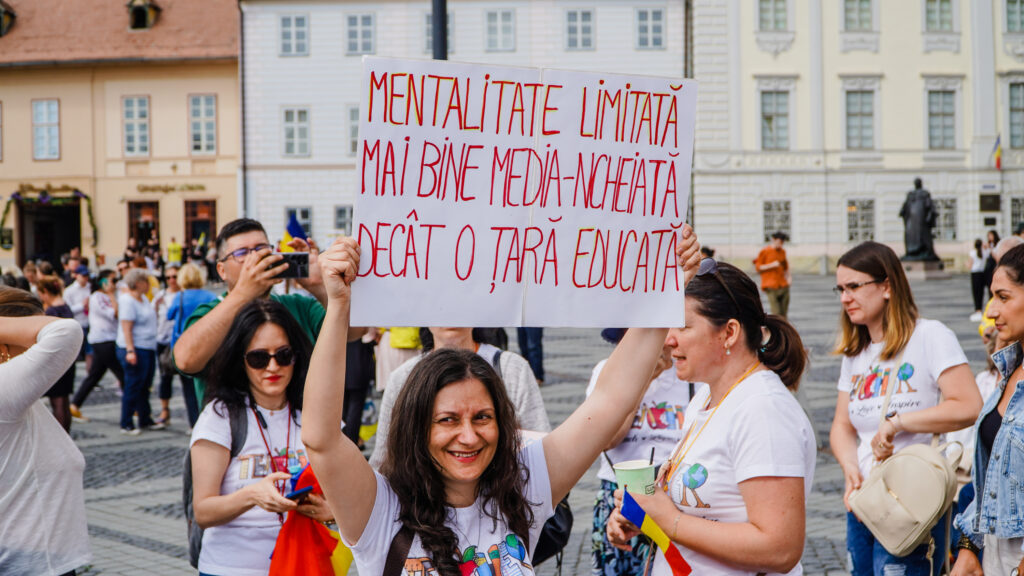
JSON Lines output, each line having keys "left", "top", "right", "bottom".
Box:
{"left": 127, "top": 0, "right": 160, "bottom": 30}
{"left": 0, "top": 0, "right": 16, "bottom": 38}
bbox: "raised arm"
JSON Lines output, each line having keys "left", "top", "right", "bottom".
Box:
{"left": 301, "top": 237, "right": 378, "bottom": 545}
{"left": 544, "top": 226, "right": 701, "bottom": 503}
{"left": 0, "top": 316, "right": 82, "bottom": 419}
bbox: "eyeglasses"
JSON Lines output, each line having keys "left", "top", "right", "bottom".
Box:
{"left": 220, "top": 243, "right": 273, "bottom": 263}
{"left": 244, "top": 347, "right": 295, "bottom": 370}
{"left": 832, "top": 279, "right": 883, "bottom": 297}
{"left": 696, "top": 258, "right": 742, "bottom": 313}
{"left": 166, "top": 275, "right": 178, "bottom": 280}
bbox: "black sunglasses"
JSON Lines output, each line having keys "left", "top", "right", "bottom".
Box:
{"left": 244, "top": 347, "right": 295, "bottom": 370}
{"left": 696, "top": 258, "right": 742, "bottom": 313}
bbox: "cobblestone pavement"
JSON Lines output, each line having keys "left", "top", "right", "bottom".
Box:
{"left": 68, "top": 273, "right": 984, "bottom": 575}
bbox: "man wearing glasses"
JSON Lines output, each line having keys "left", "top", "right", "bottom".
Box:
{"left": 753, "top": 231, "right": 791, "bottom": 319}
{"left": 172, "top": 218, "right": 330, "bottom": 406}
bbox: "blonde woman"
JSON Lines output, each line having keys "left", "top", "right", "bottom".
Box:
{"left": 167, "top": 262, "right": 216, "bottom": 426}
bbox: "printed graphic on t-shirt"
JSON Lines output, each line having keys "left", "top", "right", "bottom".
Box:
{"left": 404, "top": 534, "right": 532, "bottom": 576}
{"left": 236, "top": 448, "right": 307, "bottom": 480}
{"left": 670, "top": 461, "right": 710, "bottom": 509}
{"left": 846, "top": 361, "right": 924, "bottom": 419}
{"left": 632, "top": 401, "right": 686, "bottom": 431}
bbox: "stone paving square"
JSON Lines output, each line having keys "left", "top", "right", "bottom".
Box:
{"left": 68, "top": 272, "right": 984, "bottom": 575}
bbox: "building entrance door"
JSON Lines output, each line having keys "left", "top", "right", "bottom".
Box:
{"left": 128, "top": 201, "right": 160, "bottom": 249}
{"left": 16, "top": 199, "right": 81, "bottom": 269}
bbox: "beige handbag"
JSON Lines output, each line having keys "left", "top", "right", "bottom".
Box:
{"left": 847, "top": 352, "right": 962, "bottom": 559}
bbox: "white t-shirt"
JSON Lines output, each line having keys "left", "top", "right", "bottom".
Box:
{"left": 349, "top": 440, "right": 555, "bottom": 576}
{"left": 116, "top": 293, "right": 158, "bottom": 350}
{"left": 152, "top": 289, "right": 178, "bottom": 345}
{"left": 87, "top": 291, "right": 119, "bottom": 344}
{"left": 837, "top": 318, "right": 968, "bottom": 479}
{"left": 63, "top": 281, "right": 91, "bottom": 328}
{"left": 586, "top": 359, "right": 700, "bottom": 483}
{"left": 654, "top": 370, "right": 815, "bottom": 576}
{"left": 190, "top": 400, "right": 309, "bottom": 576}
{"left": 0, "top": 319, "right": 91, "bottom": 575}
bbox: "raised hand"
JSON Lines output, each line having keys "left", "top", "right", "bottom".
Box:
{"left": 674, "top": 225, "right": 702, "bottom": 287}
{"left": 289, "top": 237, "right": 324, "bottom": 293}
{"left": 233, "top": 247, "right": 285, "bottom": 301}
{"left": 317, "top": 237, "right": 361, "bottom": 303}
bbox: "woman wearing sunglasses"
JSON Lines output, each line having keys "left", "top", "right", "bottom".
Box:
{"left": 189, "top": 299, "right": 332, "bottom": 576}
{"left": 829, "top": 241, "right": 981, "bottom": 576}
{"left": 605, "top": 257, "right": 815, "bottom": 575}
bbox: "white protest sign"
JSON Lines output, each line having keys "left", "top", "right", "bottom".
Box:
{"left": 351, "top": 57, "right": 697, "bottom": 327}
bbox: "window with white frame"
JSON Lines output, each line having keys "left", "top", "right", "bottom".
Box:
{"left": 335, "top": 206, "right": 353, "bottom": 235}
{"left": 759, "top": 0, "right": 787, "bottom": 31}
{"left": 424, "top": 12, "right": 453, "bottom": 53}
{"left": 636, "top": 9, "right": 664, "bottom": 49}
{"left": 283, "top": 108, "right": 310, "bottom": 157}
{"left": 847, "top": 199, "right": 875, "bottom": 241}
{"left": 485, "top": 10, "right": 514, "bottom": 51}
{"left": 846, "top": 91, "right": 874, "bottom": 150}
{"left": 347, "top": 106, "right": 360, "bottom": 156}
{"left": 190, "top": 95, "right": 216, "bottom": 155}
{"left": 933, "top": 197, "right": 957, "bottom": 240}
{"left": 927, "top": 90, "right": 955, "bottom": 149}
{"left": 123, "top": 96, "right": 150, "bottom": 156}
{"left": 32, "top": 100, "right": 59, "bottom": 160}
{"left": 280, "top": 15, "right": 309, "bottom": 56}
{"left": 1011, "top": 83, "right": 1024, "bottom": 148}
{"left": 1012, "top": 198, "right": 1024, "bottom": 231}
{"left": 844, "top": 0, "right": 872, "bottom": 31}
{"left": 567, "top": 9, "right": 594, "bottom": 50}
{"left": 1010, "top": 0, "right": 1024, "bottom": 32}
{"left": 286, "top": 207, "right": 313, "bottom": 238}
{"left": 346, "top": 14, "right": 375, "bottom": 55}
{"left": 925, "top": 0, "right": 953, "bottom": 31}
{"left": 763, "top": 200, "right": 792, "bottom": 242}
{"left": 761, "top": 91, "right": 789, "bottom": 150}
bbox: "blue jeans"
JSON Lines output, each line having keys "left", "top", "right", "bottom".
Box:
{"left": 847, "top": 511, "right": 947, "bottom": 576}
{"left": 516, "top": 327, "right": 545, "bottom": 382}
{"left": 117, "top": 347, "right": 156, "bottom": 430}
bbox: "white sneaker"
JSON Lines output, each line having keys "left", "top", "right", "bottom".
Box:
{"left": 119, "top": 427, "right": 141, "bottom": 436}
{"left": 970, "top": 312, "right": 983, "bottom": 322}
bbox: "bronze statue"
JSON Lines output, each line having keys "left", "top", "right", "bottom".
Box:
{"left": 899, "top": 178, "right": 939, "bottom": 262}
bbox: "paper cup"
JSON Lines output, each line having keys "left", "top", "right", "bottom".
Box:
{"left": 613, "top": 459, "right": 657, "bottom": 495}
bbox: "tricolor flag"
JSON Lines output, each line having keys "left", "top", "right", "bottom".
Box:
{"left": 994, "top": 134, "right": 1003, "bottom": 171}
{"left": 621, "top": 491, "right": 692, "bottom": 576}
{"left": 280, "top": 213, "right": 308, "bottom": 253}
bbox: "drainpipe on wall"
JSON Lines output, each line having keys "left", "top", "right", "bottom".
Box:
{"left": 238, "top": 0, "right": 248, "bottom": 218}
{"left": 685, "top": 0, "right": 694, "bottom": 228}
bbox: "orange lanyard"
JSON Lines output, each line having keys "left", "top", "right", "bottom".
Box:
{"left": 660, "top": 362, "right": 760, "bottom": 486}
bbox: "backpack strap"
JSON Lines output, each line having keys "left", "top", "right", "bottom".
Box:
{"left": 383, "top": 524, "right": 414, "bottom": 576}
{"left": 490, "top": 349, "right": 504, "bottom": 380}
{"left": 228, "top": 405, "right": 248, "bottom": 458}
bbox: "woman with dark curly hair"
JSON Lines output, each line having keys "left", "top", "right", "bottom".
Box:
{"left": 302, "top": 231, "right": 701, "bottom": 576}
{"left": 189, "top": 299, "right": 332, "bottom": 576}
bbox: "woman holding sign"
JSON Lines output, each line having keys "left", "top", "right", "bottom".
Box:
{"left": 301, "top": 228, "right": 701, "bottom": 576}
{"left": 605, "top": 259, "right": 815, "bottom": 575}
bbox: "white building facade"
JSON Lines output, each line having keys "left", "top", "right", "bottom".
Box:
{"left": 240, "top": 0, "right": 685, "bottom": 248}
{"left": 692, "top": 0, "right": 1024, "bottom": 270}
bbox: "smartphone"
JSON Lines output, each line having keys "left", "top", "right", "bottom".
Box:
{"left": 275, "top": 252, "right": 309, "bottom": 279}
{"left": 284, "top": 486, "right": 313, "bottom": 501}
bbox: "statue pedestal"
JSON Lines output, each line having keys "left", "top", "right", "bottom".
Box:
{"left": 902, "top": 260, "right": 950, "bottom": 281}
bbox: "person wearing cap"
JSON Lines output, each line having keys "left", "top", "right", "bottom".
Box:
{"left": 753, "top": 231, "right": 791, "bottom": 318}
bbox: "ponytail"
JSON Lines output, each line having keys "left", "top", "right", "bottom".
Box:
{"left": 756, "top": 315, "right": 806, "bottom": 390}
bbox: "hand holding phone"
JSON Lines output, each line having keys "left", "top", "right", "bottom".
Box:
{"left": 274, "top": 252, "right": 310, "bottom": 279}
{"left": 284, "top": 486, "right": 313, "bottom": 502}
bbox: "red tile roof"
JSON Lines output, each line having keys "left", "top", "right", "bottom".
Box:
{"left": 0, "top": 0, "right": 238, "bottom": 67}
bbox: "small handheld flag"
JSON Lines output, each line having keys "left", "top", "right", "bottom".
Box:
{"left": 620, "top": 491, "right": 692, "bottom": 576}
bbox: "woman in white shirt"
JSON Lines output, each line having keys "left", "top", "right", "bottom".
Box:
{"left": 302, "top": 231, "right": 702, "bottom": 576}
{"left": 71, "top": 269, "right": 125, "bottom": 420}
{"left": 606, "top": 258, "right": 816, "bottom": 576}
{"left": 190, "top": 299, "right": 332, "bottom": 576}
{"left": 0, "top": 287, "right": 91, "bottom": 575}
{"left": 829, "top": 241, "right": 981, "bottom": 576}
{"left": 116, "top": 268, "right": 161, "bottom": 434}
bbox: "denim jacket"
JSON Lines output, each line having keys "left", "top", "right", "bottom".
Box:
{"left": 954, "top": 341, "right": 1024, "bottom": 549}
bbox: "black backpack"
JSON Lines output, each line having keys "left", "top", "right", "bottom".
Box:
{"left": 182, "top": 406, "right": 248, "bottom": 568}
{"left": 489, "top": 349, "right": 573, "bottom": 573}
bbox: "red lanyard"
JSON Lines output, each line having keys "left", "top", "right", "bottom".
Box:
{"left": 252, "top": 404, "right": 291, "bottom": 524}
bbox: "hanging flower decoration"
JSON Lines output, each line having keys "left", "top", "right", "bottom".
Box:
{"left": 0, "top": 185, "right": 100, "bottom": 250}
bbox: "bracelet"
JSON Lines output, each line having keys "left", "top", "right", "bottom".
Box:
{"left": 127, "top": 349, "right": 136, "bottom": 354}
{"left": 956, "top": 534, "right": 981, "bottom": 556}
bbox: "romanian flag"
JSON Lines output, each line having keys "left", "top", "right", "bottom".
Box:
{"left": 280, "top": 213, "right": 308, "bottom": 252}
{"left": 994, "top": 134, "right": 1003, "bottom": 171}
{"left": 620, "top": 491, "right": 692, "bottom": 576}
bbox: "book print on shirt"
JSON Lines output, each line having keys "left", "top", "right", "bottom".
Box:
{"left": 670, "top": 462, "right": 710, "bottom": 509}
{"left": 236, "top": 448, "right": 308, "bottom": 480}
{"left": 403, "top": 534, "right": 533, "bottom": 576}
{"left": 632, "top": 401, "right": 686, "bottom": 431}
{"left": 847, "top": 361, "right": 923, "bottom": 418}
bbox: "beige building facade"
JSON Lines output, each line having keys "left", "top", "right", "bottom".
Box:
{"left": 0, "top": 0, "right": 239, "bottom": 272}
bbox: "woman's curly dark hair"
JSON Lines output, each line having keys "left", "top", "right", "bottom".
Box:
{"left": 202, "top": 299, "right": 312, "bottom": 421}
{"left": 380, "top": 348, "right": 533, "bottom": 576}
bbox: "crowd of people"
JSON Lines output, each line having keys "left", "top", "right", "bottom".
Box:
{"left": 2, "top": 216, "right": 1024, "bottom": 576}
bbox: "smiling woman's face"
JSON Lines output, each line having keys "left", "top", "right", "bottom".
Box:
{"left": 988, "top": 267, "right": 1024, "bottom": 344}
{"left": 428, "top": 378, "right": 499, "bottom": 497}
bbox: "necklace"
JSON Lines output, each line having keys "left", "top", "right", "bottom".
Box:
{"left": 659, "top": 361, "right": 761, "bottom": 485}
{"left": 252, "top": 403, "right": 292, "bottom": 524}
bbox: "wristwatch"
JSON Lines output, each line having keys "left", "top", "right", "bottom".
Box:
{"left": 956, "top": 534, "right": 981, "bottom": 556}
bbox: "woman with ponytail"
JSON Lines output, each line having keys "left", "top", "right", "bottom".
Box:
{"left": 829, "top": 241, "right": 981, "bottom": 576}
{"left": 606, "top": 258, "right": 815, "bottom": 575}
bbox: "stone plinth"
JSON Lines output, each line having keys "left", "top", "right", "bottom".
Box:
{"left": 902, "top": 260, "right": 951, "bottom": 280}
